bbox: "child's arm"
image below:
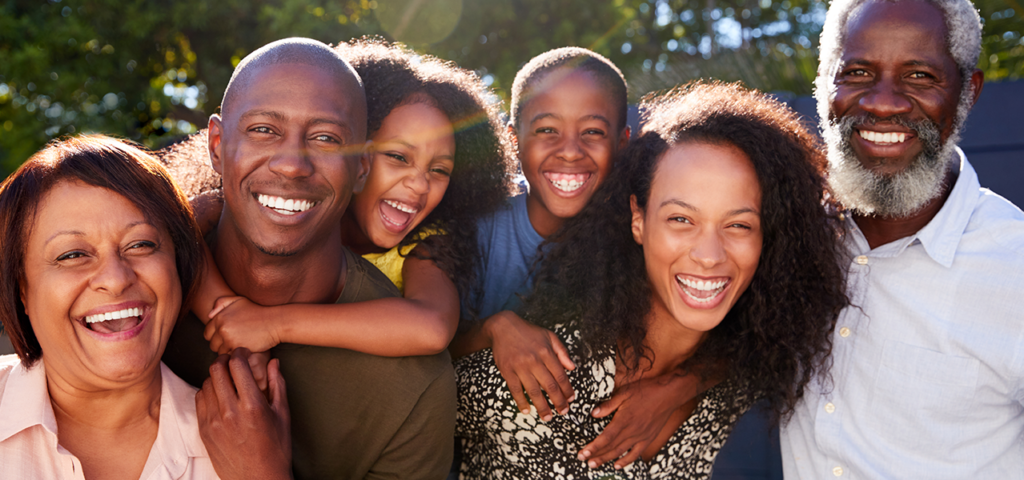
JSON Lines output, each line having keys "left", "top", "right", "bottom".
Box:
{"left": 204, "top": 246, "right": 460, "bottom": 357}
{"left": 449, "top": 311, "right": 576, "bottom": 422}
{"left": 188, "top": 191, "right": 271, "bottom": 393}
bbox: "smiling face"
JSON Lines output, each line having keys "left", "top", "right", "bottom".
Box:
{"left": 823, "top": 0, "right": 972, "bottom": 216}
{"left": 347, "top": 101, "right": 455, "bottom": 252}
{"left": 209, "top": 63, "right": 369, "bottom": 257}
{"left": 515, "top": 68, "right": 629, "bottom": 237}
{"left": 631, "top": 142, "right": 762, "bottom": 334}
{"left": 20, "top": 181, "right": 180, "bottom": 387}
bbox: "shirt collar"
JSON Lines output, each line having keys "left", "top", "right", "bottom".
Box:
{"left": 0, "top": 358, "right": 208, "bottom": 477}
{"left": 0, "top": 357, "right": 59, "bottom": 445}
{"left": 912, "top": 148, "right": 979, "bottom": 268}
{"left": 143, "top": 363, "right": 208, "bottom": 478}
{"left": 845, "top": 148, "right": 979, "bottom": 268}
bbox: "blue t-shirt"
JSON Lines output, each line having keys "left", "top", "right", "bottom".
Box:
{"left": 463, "top": 194, "right": 545, "bottom": 321}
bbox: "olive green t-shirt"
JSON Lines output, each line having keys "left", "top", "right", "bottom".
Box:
{"left": 163, "top": 247, "right": 456, "bottom": 480}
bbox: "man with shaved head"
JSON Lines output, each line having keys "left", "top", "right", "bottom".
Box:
{"left": 781, "top": 0, "right": 1024, "bottom": 478}
{"left": 163, "top": 38, "right": 456, "bottom": 480}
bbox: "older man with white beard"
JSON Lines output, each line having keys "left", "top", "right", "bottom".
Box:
{"left": 780, "top": 0, "right": 1024, "bottom": 478}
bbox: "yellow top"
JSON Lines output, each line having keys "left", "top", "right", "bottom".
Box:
{"left": 361, "top": 242, "right": 419, "bottom": 293}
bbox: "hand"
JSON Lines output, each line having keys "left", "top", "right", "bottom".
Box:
{"left": 205, "top": 296, "right": 282, "bottom": 354}
{"left": 578, "top": 371, "right": 703, "bottom": 470}
{"left": 195, "top": 348, "right": 292, "bottom": 480}
{"left": 485, "top": 311, "right": 576, "bottom": 421}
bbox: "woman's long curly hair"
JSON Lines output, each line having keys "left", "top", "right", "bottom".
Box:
{"left": 524, "top": 82, "right": 849, "bottom": 423}
{"left": 335, "top": 38, "right": 515, "bottom": 301}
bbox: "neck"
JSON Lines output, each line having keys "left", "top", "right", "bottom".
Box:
{"left": 525, "top": 193, "right": 564, "bottom": 239}
{"left": 622, "top": 296, "right": 708, "bottom": 380}
{"left": 854, "top": 166, "right": 958, "bottom": 249}
{"left": 46, "top": 365, "right": 162, "bottom": 432}
{"left": 213, "top": 215, "right": 347, "bottom": 306}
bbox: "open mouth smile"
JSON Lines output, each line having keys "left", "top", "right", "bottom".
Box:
{"left": 676, "top": 275, "right": 728, "bottom": 304}
{"left": 79, "top": 305, "right": 148, "bottom": 336}
{"left": 257, "top": 194, "right": 318, "bottom": 215}
{"left": 543, "top": 172, "right": 592, "bottom": 194}
{"left": 379, "top": 199, "right": 421, "bottom": 232}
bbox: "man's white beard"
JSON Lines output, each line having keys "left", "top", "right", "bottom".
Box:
{"left": 823, "top": 113, "right": 960, "bottom": 218}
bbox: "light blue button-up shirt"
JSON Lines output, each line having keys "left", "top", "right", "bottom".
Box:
{"left": 781, "top": 152, "right": 1024, "bottom": 479}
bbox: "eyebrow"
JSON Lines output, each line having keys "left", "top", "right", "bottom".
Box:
{"left": 528, "top": 112, "right": 612, "bottom": 128}
{"left": 239, "top": 109, "right": 286, "bottom": 122}
{"left": 659, "top": 199, "right": 759, "bottom": 217}
{"left": 43, "top": 221, "right": 154, "bottom": 247}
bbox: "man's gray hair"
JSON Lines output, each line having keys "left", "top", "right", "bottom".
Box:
{"left": 221, "top": 37, "right": 364, "bottom": 115}
{"left": 815, "top": 0, "right": 982, "bottom": 127}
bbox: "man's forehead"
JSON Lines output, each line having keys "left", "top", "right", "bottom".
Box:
{"left": 843, "top": 0, "right": 949, "bottom": 51}
{"left": 228, "top": 63, "right": 363, "bottom": 124}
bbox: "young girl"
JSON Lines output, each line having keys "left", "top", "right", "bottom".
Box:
{"left": 163, "top": 39, "right": 512, "bottom": 359}
{"left": 449, "top": 47, "right": 685, "bottom": 462}
{"left": 455, "top": 82, "right": 848, "bottom": 478}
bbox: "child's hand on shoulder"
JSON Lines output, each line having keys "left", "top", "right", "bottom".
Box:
{"left": 205, "top": 296, "right": 283, "bottom": 355}
{"left": 484, "top": 310, "right": 576, "bottom": 422}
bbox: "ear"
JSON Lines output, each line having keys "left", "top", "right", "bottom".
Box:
{"left": 968, "top": 69, "right": 984, "bottom": 107}
{"left": 352, "top": 140, "right": 372, "bottom": 194}
{"left": 506, "top": 123, "right": 519, "bottom": 155}
{"left": 208, "top": 115, "right": 224, "bottom": 175}
{"left": 630, "top": 194, "right": 644, "bottom": 245}
{"left": 618, "top": 125, "right": 631, "bottom": 151}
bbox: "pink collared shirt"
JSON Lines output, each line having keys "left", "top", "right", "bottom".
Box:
{"left": 0, "top": 355, "right": 218, "bottom": 479}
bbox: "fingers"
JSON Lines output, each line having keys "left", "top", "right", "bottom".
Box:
{"left": 591, "top": 389, "right": 629, "bottom": 418}
{"left": 208, "top": 295, "right": 242, "bottom": 320}
{"left": 537, "top": 355, "right": 573, "bottom": 415}
{"left": 550, "top": 336, "right": 576, "bottom": 371}
{"left": 208, "top": 354, "right": 239, "bottom": 414}
{"left": 267, "top": 358, "right": 290, "bottom": 430}
{"left": 518, "top": 372, "right": 555, "bottom": 421}
{"left": 247, "top": 352, "right": 271, "bottom": 394}
{"left": 501, "top": 371, "right": 533, "bottom": 416}
{"left": 581, "top": 428, "right": 642, "bottom": 470}
{"left": 612, "top": 444, "right": 645, "bottom": 470}
{"left": 226, "top": 348, "right": 261, "bottom": 404}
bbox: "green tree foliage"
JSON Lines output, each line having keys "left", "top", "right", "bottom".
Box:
{"left": 2, "top": 0, "right": 1021, "bottom": 171}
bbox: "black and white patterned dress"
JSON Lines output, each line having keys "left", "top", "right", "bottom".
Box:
{"left": 455, "top": 324, "right": 752, "bottom": 480}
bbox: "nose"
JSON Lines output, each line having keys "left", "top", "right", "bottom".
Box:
{"left": 89, "top": 253, "right": 137, "bottom": 297}
{"left": 268, "top": 136, "right": 314, "bottom": 179}
{"left": 689, "top": 229, "right": 727, "bottom": 270}
{"left": 556, "top": 135, "right": 585, "bottom": 162}
{"left": 403, "top": 169, "right": 430, "bottom": 196}
{"left": 858, "top": 76, "right": 913, "bottom": 120}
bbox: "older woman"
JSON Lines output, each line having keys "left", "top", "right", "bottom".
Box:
{"left": 454, "top": 82, "right": 849, "bottom": 478}
{"left": 0, "top": 135, "right": 283, "bottom": 479}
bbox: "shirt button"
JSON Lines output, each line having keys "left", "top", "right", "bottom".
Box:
{"left": 833, "top": 466, "right": 844, "bottom": 476}
{"left": 855, "top": 255, "right": 868, "bottom": 265}
{"left": 839, "top": 327, "right": 851, "bottom": 337}
{"left": 825, "top": 402, "right": 836, "bottom": 414}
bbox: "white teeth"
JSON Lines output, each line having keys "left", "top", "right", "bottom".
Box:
{"left": 675, "top": 276, "right": 727, "bottom": 303}
{"left": 550, "top": 179, "right": 583, "bottom": 192}
{"left": 676, "top": 276, "right": 727, "bottom": 291}
{"left": 86, "top": 307, "right": 141, "bottom": 324}
{"left": 257, "top": 194, "right": 315, "bottom": 214}
{"left": 383, "top": 199, "right": 419, "bottom": 214}
{"left": 859, "top": 130, "right": 908, "bottom": 144}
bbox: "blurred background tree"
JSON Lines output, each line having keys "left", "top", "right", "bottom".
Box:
{"left": 2, "top": 0, "right": 1021, "bottom": 172}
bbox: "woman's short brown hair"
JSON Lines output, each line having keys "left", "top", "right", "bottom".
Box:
{"left": 0, "top": 135, "right": 205, "bottom": 366}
